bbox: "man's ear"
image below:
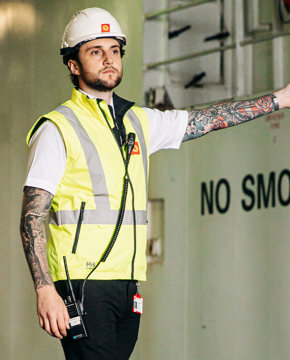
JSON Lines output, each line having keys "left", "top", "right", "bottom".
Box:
{"left": 68, "top": 59, "right": 81, "bottom": 76}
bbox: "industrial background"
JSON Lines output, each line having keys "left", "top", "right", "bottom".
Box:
{"left": 1, "top": 0, "right": 290, "bottom": 359}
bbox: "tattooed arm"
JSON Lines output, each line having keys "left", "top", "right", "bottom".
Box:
{"left": 20, "top": 186, "right": 69, "bottom": 339}
{"left": 20, "top": 186, "right": 54, "bottom": 288}
{"left": 183, "top": 83, "right": 290, "bottom": 142}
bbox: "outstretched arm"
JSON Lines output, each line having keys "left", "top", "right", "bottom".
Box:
{"left": 20, "top": 186, "right": 70, "bottom": 339}
{"left": 183, "top": 83, "right": 290, "bottom": 142}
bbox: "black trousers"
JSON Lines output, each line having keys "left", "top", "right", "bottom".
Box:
{"left": 55, "top": 280, "right": 141, "bottom": 360}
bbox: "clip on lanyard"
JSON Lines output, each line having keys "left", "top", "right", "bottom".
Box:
{"left": 133, "top": 282, "right": 143, "bottom": 314}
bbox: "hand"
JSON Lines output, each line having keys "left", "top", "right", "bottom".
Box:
{"left": 274, "top": 83, "right": 290, "bottom": 109}
{"left": 36, "top": 285, "right": 70, "bottom": 339}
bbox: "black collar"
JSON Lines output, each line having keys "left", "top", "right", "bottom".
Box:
{"left": 111, "top": 93, "right": 135, "bottom": 146}
{"left": 112, "top": 92, "right": 135, "bottom": 118}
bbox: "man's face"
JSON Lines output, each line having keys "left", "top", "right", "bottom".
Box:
{"left": 75, "top": 37, "right": 123, "bottom": 92}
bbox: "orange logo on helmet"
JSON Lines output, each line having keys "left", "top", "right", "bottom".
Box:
{"left": 131, "top": 142, "right": 140, "bottom": 155}
{"left": 101, "top": 24, "right": 110, "bottom": 32}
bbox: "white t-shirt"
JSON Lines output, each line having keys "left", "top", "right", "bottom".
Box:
{"left": 25, "top": 105, "right": 188, "bottom": 195}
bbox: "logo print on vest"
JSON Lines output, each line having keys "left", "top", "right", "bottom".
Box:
{"left": 101, "top": 24, "right": 110, "bottom": 32}
{"left": 131, "top": 142, "right": 140, "bottom": 155}
{"left": 86, "top": 261, "right": 96, "bottom": 269}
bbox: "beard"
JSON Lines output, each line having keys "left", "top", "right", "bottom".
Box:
{"left": 80, "top": 66, "right": 123, "bottom": 92}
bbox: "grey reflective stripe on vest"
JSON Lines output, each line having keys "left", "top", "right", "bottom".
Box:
{"left": 126, "top": 109, "right": 148, "bottom": 196}
{"left": 49, "top": 208, "right": 147, "bottom": 226}
{"left": 56, "top": 105, "right": 110, "bottom": 210}
{"left": 49, "top": 105, "right": 147, "bottom": 226}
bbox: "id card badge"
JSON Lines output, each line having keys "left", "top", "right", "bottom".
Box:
{"left": 133, "top": 282, "right": 143, "bottom": 314}
{"left": 133, "top": 294, "right": 143, "bottom": 314}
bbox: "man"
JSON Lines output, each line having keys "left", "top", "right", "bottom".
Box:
{"left": 20, "top": 7, "right": 290, "bottom": 360}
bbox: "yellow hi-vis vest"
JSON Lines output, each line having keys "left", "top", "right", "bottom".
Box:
{"left": 27, "top": 89, "right": 150, "bottom": 281}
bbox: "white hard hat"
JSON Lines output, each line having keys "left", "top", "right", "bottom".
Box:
{"left": 60, "top": 8, "right": 126, "bottom": 53}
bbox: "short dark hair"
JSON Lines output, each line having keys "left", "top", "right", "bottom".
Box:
{"left": 61, "top": 38, "right": 125, "bottom": 88}
{"left": 61, "top": 44, "right": 81, "bottom": 88}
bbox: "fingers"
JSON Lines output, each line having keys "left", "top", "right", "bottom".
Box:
{"left": 64, "top": 307, "right": 71, "bottom": 330}
{"left": 57, "top": 312, "right": 69, "bottom": 338}
{"left": 39, "top": 316, "right": 44, "bottom": 329}
{"left": 38, "top": 309, "right": 69, "bottom": 339}
{"left": 36, "top": 285, "right": 70, "bottom": 339}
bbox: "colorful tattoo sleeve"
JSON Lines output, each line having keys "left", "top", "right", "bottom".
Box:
{"left": 20, "top": 186, "right": 54, "bottom": 289}
{"left": 183, "top": 93, "right": 278, "bottom": 142}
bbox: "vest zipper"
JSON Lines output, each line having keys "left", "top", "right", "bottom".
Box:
{"left": 72, "top": 201, "right": 86, "bottom": 254}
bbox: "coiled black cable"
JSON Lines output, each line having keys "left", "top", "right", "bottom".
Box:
{"left": 101, "top": 177, "right": 129, "bottom": 262}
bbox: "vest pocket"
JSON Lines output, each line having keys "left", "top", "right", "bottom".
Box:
{"left": 72, "top": 201, "right": 86, "bottom": 254}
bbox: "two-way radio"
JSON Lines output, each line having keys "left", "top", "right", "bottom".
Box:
{"left": 63, "top": 256, "right": 88, "bottom": 340}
